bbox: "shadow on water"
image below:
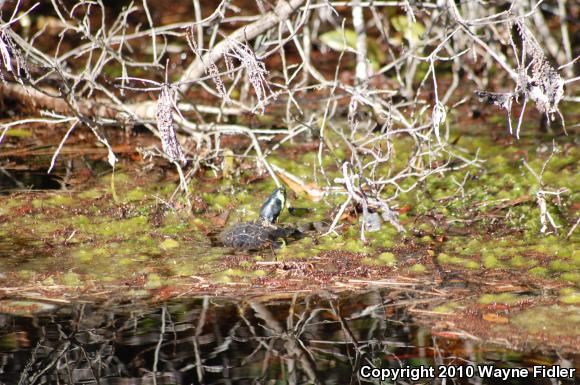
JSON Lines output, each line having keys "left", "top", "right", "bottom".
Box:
{"left": 0, "top": 291, "right": 577, "bottom": 385}
{"left": 0, "top": 169, "right": 62, "bottom": 192}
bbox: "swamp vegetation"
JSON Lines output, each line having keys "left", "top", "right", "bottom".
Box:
{"left": 0, "top": 0, "right": 578, "bottom": 383}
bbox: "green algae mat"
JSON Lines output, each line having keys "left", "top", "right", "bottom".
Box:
{"left": 0, "top": 129, "right": 578, "bottom": 355}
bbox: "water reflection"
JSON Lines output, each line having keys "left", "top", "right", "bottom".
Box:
{"left": 0, "top": 290, "right": 577, "bottom": 384}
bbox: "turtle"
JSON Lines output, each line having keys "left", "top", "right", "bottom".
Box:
{"left": 220, "top": 187, "right": 301, "bottom": 250}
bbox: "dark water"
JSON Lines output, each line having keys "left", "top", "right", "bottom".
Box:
{"left": 0, "top": 291, "right": 577, "bottom": 385}
{"left": 0, "top": 169, "right": 62, "bottom": 192}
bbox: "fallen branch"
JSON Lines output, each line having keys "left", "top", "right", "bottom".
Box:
{"left": 178, "top": 0, "right": 307, "bottom": 93}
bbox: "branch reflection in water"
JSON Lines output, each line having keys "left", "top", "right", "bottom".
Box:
{"left": 0, "top": 290, "right": 575, "bottom": 385}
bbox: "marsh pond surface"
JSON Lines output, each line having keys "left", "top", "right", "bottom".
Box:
{"left": 1, "top": 291, "right": 578, "bottom": 385}
{"left": 0, "top": 120, "right": 578, "bottom": 383}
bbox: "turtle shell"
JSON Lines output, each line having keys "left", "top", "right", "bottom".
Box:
{"left": 220, "top": 221, "right": 299, "bottom": 250}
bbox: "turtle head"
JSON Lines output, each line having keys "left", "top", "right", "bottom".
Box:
{"left": 259, "top": 187, "right": 286, "bottom": 224}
